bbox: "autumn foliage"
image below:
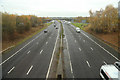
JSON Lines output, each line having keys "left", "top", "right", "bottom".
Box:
{"left": 2, "top": 12, "right": 49, "bottom": 41}
{"left": 89, "top": 5, "right": 118, "bottom": 33}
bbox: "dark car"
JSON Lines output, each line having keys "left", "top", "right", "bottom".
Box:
{"left": 56, "top": 27, "right": 58, "bottom": 29}
{"left": 54, "top": 24, "right": 56, "bottom": 27}
{"left": 44, "top": 29, "right": 48, "bottom": 33}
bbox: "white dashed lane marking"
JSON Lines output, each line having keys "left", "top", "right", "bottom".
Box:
{"left": 27, "top": 51, "right": 30, "bottom": 54}
{"left": 40, "top": 50, "right": 43, "bottom": 54}
{"left": 79, "top": 48, "right": 81, "bottom": 51}
{"left": 90, "top": 47, "right": 93, "bottom": 51}
{"left": 26, "top": 65, "right": 33, "bottom": 75}
{"left": 46, "top": 42, "right": 48, "bottom": 45}
{"left": 8, "top": 67, "right": 15, "bottom": 74}
{"left": 86, "top": 61, "right": 91, "bottom": 68}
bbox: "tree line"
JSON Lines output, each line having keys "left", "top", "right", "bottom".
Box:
{"left": 89, "top": 4, "right": 118, "bottom": 33}
{"left": 74, "top": 17, "right": 90, "bottom": 23}
{"left": 2, "top": 12, "right": 49, "bottom": 41}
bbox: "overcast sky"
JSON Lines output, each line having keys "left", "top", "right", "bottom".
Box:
{"left": 0, "top": 0, "right": 119, "bottom": 17}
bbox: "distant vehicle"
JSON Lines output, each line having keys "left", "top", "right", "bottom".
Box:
{"left": 114, "top": 62, "right": 120, "bottom": 71}
{"left": 66, "top": 21, "right": 70, "bottom": 25}
{"left": 68, "top": 22, "right": 71, "bottom": 24}
{"left": 56, "top": 27, "right": 58, "bottom": 29}
{"left": 100, "top": 64, "right": 120, "bottom": 80}
{"left": 76, "top": 27, "right": 80, "bottom": 33}
{"left": 52, "top": 20, "right": 54, "bottom": 22}
{"left": 54, "top": 24, "right": 56, "bottom": 27}
{"left": 64, "top": 21, "right": 67, "bottom": 23}
{"left": 44, "top": 29, "right": 48, "bottom": 33}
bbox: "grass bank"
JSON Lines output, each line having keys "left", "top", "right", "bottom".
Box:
{"left": 84, "top": 25, "right": 119, "bottom": 52}
{"left": 71, "top": 23, "right": 88, "bottom": 30}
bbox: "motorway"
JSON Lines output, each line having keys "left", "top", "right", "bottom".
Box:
{"left": 2, "top": 21, "right": 60, "bottom": 78}
{"left": 62, "top": 21, "right": 120, "bottom": 78}
{"left": 1, "top": 20, "right": 120, "bottom": 79}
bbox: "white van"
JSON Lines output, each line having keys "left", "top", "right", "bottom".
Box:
{"left": 100, "top": 64, "right": 120, "bottom": 80}
{"left": 76, "top": 27, "right": 80, "bottom": 33}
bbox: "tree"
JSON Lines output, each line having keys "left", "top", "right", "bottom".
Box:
{"left": 2, "top": 13, "right": 16, "bottom": 40}
{"left": 89, "top": 5, "right": 118, "bottom": 33}
{"left": 16, "top": 16, "right": 25, "bottom": 33}
{"left": 30, "top": 15, "right": 38, "bottom": 27}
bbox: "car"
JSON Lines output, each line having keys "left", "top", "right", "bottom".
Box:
{"left": 64, "top": 21, "right": 67, "bottom": 23}
{"left": 54, "top": 24, "right": 56, "bottom": 27}
{"left": 76, "top": 27, "right": 80, "bottom": 33}
{"left": 114, "top": 62, "right": 120, "bottom": 71}
{"left": 44, "top": 29, "right": 48, "bottom": 33}
{"left": 56, "top": 27, "right": 58, "bottom": 29}
{"left": 100, "top": 64, "right": 120, "bottom": 80}
{"left": 52, "top": 20, "right": 54, "bottom": 22}
{"left": 68, "top": 22, "right": 71, "bottom": 24}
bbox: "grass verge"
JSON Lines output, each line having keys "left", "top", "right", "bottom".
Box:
{"left": 84, "top": 26, "right": 119, "bottom": 53}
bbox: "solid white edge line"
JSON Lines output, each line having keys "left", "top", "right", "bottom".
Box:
{"left": 26, "top": 65, "right": 33, "bottom": 75}
{"left": 40, "top": 50, "right": 43, "bottom": 54}
{"left": 70, "top": 62, "right": 73, "bottom": 73}
{"left": 81, "top": 32, "right": 120, "bottom": 61}
{"left": 63, "top": 22, "right": 74, "bottom": 78}
{"left": 46, "top": 22, "right": 60, "bottom": 79}
{"left": 8, "top": 67, "right": 15, "bottom": 74}
{"left": 86, "top": 61, "right": 91, "bottom": 68}
{"left": 0, "top": 33, "right": 43, "bottom": 66}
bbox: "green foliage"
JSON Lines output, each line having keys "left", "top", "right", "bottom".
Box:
{"left": 74, "top": 17, "right": 90, "bottom": 23}
{"left": 45, "top": 22, "right": 53, "bottom": 26}
{"left": 72, "top": 23, "right": 88, "bottom": 30}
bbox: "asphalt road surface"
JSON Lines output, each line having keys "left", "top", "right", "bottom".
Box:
{"left": 2, "top": 21, "right": 60, "bottom": 78}
{"left": 1, "top": 20, "right": 120, "bottom": 79}
{"left": 62, "top": 21, "right": 120, "bottom": 78}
